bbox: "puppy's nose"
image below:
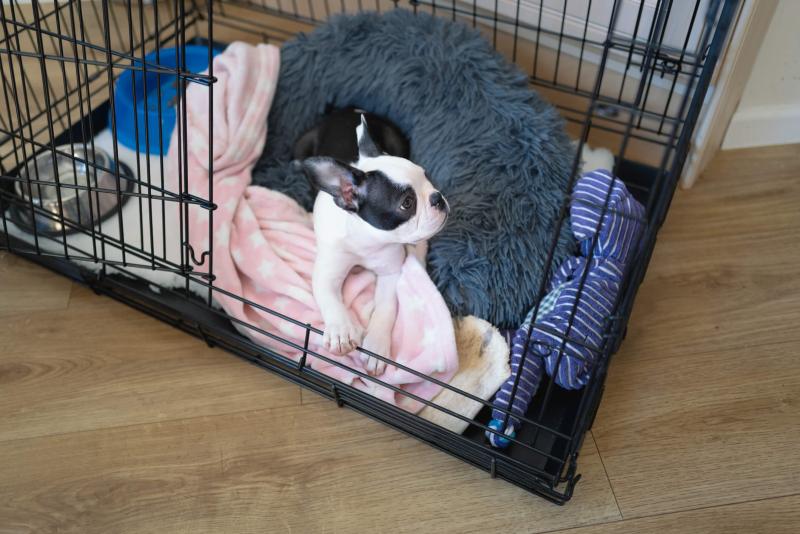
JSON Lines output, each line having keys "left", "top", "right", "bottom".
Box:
{"left": 429, "top": 191, "right": 446, "bottom": 211}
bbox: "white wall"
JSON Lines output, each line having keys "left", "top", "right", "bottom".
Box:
{"left": 722, "top": 0, "right": 800, "bottom": 150}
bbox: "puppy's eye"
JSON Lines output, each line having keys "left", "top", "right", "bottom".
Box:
{"left": 400, "top": 195, "right": 415, "bottom": 211}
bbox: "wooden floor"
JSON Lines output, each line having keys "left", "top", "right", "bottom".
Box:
{"left": 1, "top": 144, "right": 799, "bottom": 533}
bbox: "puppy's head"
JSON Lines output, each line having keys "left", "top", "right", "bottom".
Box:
{"left": 304, "top": 115, "right": 449, "bottom": 244}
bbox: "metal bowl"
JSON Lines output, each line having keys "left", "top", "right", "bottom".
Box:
{"left": 9, "top": 144, "right": 133, "bottom": 236}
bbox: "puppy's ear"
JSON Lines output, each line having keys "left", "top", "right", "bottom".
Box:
{"left": 303, "top": 157, "right": 364, "bottom": 212}
{"left": 356, "top": 114, "right": 380, "bottom": 159}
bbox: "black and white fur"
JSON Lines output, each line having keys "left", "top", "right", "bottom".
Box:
{"left": 299, "top": 109, "right": 449, "bottom": 375}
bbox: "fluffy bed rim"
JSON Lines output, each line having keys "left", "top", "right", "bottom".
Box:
{"left": 252, "top": 9, "right": 576, "bottom": 329}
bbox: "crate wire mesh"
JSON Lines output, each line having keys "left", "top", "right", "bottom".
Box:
{"left": 0, "top": 0, "right": 739, "bottom": 503}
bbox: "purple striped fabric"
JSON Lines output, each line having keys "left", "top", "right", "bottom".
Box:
{"left": 487, "top": 170, "right": 645, "bottom": 448}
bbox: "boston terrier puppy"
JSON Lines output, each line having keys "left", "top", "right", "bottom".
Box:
{"left": 298, "top": 108, "right": 449, "bottom": 375}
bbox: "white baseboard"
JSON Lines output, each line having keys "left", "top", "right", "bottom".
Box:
{"left": 722, "top": 104, "right": 800, "bottom": 150}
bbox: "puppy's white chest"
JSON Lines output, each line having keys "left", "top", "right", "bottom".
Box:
{"left": 313, "top": 194, "right": 350, "bottom": 242}
{"left": 313, "top": 194, "right": 406, "bottom": 275}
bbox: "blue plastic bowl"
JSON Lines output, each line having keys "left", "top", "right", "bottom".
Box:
{"left": 111, "top": 45, "right": 222, "bottom": 155}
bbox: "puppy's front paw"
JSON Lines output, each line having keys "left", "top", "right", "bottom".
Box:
{"left": 360, "top": 334, "right": 390, "bottom": 376}
{"left": 323, "top": 318, "right": 364, "bottom": 355}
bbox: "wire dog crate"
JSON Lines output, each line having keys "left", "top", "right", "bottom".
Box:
{"left": 0, "top": 0, "right": 738, "bottom": 503}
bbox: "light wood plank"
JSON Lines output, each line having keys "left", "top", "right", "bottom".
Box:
{"left": 591, "top": 145, "right": 800, "bottom": 517}
{"left": 593, "top": 340, "right": 800, "bottom": 517}
{"left": 0, "top": 252, "right": 73, "bottom": 318}
{"left": 553, "top": 494, "right": 800, "bottom": 534}
{"left": 300, "top": 385, "right": 327, "bottom": 405}
{"left": 0, "top": 405, "right": 619, "bottom": 534}
{"left": 0, "top": 284, "right": 301, "bottom": 442}
{"left": 667, "top": 144, "right": 800, "bottom": 240}
{"left": 0, "top": 342, "right": 301, "bottom": 443}
{"left": 1, "top": 284, "right": 205, "bottom": 357}
{"left": 621, "top": 144, "right": 800, "bottom": 361}
{"left": 622, "top": 232, "right": 800, "bottom": 361}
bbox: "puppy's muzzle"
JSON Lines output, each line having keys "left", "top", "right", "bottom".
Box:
{"left": 429, "top": 191, "right": 449, "bottom": 213}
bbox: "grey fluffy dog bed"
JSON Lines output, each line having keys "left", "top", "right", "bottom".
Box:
{"left": 252, "top": 9, "right": 575, "bottom": 329}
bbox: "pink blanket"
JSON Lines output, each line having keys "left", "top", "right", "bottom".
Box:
{"left": 165, "top": 42, "right": 458, "bottom": 412}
